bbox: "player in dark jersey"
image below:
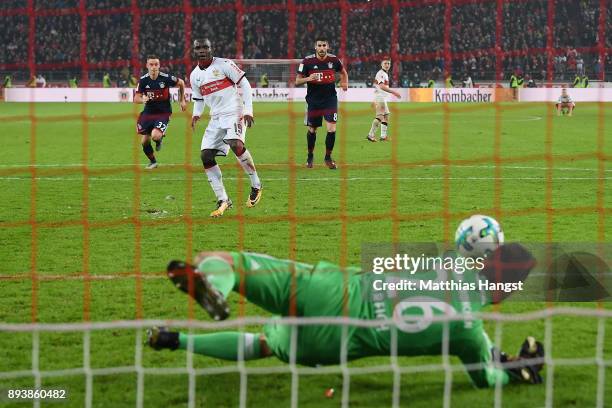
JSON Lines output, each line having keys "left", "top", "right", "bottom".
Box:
{"left": 147, "top": 243, "right": 545, "bottom": 388}
{"left": 296, "top": 37, "right": 348, "bottom": 169}
{"left": 134, "top": 55, "right": 186, "bottom": 169}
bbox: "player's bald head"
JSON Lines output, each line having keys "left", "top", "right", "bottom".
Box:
{"left": 193, "top": 38, "right": 211, "bottom": 49}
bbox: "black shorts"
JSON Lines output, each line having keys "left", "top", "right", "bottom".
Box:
{"left": 304, "top": 98, "right": 338, "bottom": 128}
{"left": 136, "top": 112, "right": 171, "bottom": 135}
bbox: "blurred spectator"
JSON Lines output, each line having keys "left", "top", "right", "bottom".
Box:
{"left": 35, "top": 16, "right": 80, "bottom": 64}
{"left": 463, "top": 75, "right": 473, "bottom": 88}
{"left": 260, "top": 73, "right": 269, "bottom": 88}
{"left": 1, "top": 1, "right": 609, "bottom": 84}
{"left": 244, "top": 11, "right": 288, "bottom": 58}
{"left": 35, "top": 73, "right": 46, "bottom": 87}
{"left": 128, "top": 73, "right": 138, "bottom": 88}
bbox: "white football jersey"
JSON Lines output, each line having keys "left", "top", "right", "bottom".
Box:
{"left": 190, "top": 58, "right": 250, "bottom": 118}
{"left": 374, "top": 69, "right": 391, "bottom": 100}
{"left": 558, "top": 94, "right": 573, "bottom": 103}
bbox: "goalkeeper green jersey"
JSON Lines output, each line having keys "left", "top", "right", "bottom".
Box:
{"left": 216, "top": 252, "right": 509, "bottom": 388}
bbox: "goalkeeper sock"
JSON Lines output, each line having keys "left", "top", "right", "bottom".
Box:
{"left": 307, "top": 131, "right": 316, "bottom": 153}
{"left": 325, "top": 131, "right": 336, "bottom": 156}
{"left": 381, "top": 122, "right": 388, "bottom": 138}
{"left": 197, "top": 256, "right": 236, "bottom": 298}
{"left": 178, "top": 332, "right": 263, "bottom": 361}
{"left": 369, "top": 118, "right": 381, "bottom": 137}
{"left": 204, "top": 165, "right": 228, "bottom": 202}
{"left": 142, "top": 142, "right": 156, "bottom": 163}
{"left": 237, "top": 149, "right": 261, "bottom": 189}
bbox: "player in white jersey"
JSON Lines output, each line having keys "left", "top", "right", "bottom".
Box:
{"left": 367, "top": 59, "right": 401, "bottom": 142}
{"left": 555, "top": 88, "right": 575, "bottom": 116}
{"left": 190, "top": 39, "right": 262, "bottom": 217}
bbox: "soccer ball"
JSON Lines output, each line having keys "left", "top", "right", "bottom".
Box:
{"left": 455, "top": 214, "right": 504, "bottom": 258}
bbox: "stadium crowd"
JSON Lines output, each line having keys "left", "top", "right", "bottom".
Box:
{"left": 1, "top": 0, "right": 610, "bottom": 85}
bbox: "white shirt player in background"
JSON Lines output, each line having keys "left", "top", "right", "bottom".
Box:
{"left": 556, "top": 88, "right": 575, "bottom": 117}
{"left": 367, "top": 59, "right": 401, "bottom": 142}
{"left": 463, "top": 75, "right": 473, "bottom": 88}
{"left": 190, "top": 38, "right": 262, "bottom": 217}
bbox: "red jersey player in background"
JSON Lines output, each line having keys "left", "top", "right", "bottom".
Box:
{"left": 134, "top": 55, "right": 186, "bottom": 169}
{"left": 296, "top": 37, "right": 348, "bottom": 169}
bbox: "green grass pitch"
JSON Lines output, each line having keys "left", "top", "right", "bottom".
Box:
{"left": 0, "top": 100, "right": 611, "bottom": 407}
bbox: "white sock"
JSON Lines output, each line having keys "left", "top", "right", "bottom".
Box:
{"left": 205, "top": 165, "right": 228, "bottom": 201}
{"left": 237, "top": 149, "right": 261, "bottom": 189}
{"left": 368, "top": 118, "right": 380, "bottom": 137}
{"left": 381, "top": 123, "right": 388, "bottom": 138}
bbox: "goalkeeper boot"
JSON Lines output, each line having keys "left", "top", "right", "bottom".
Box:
{"left": 246, "top": 186, "right": 262, "bottom": 208}
{"left": 146, "top": 326, "right": 179, "bottom": 350}
{"left": 498, "top": 337, "right": 545, "bottom": 384}
{"left": 324, "top": 156, "right": 337, "bottom": 170}
{"left": 167, "top": 260, "right": 230, "bottom": 321}
{"left": 518, "top": 336, "right": 545, "bottom": 372}
{"left": 210, "top": 199, "right": 232, "bottom": 218}
{"left": 306, "top": 153, "right": 314, "bottom": 168}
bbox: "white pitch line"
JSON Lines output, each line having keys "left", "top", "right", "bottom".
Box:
{"left": 0, "top": 163, "right": 610, "bottom": 172}
{"left": 0, "top": 176, "right": 610, "bottom": 182}
{"left": 0, "top": 274, "right": 164, "bottom": 281}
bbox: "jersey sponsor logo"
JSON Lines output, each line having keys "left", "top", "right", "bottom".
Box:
{"left": 199, "top": 77, "right": 234, "bottom": 95}
{"left": 144, "top": 88, "right": 169, "bottom": 101}
{"left": 310, "top": 69, "right": 336, "bottom": 84}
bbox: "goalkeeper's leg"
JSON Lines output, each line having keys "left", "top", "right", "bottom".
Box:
{"left": 147, "top": 327, "right": 273, "bottom": 360}
{"left": 167, "top": 252, "right": 314, "bottom": 318}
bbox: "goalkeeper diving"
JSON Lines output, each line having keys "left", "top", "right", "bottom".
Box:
{"left": 147, "top": 241, "right": 544, "bottom": 388}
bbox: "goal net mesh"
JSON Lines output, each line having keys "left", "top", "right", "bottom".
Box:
{"left": 0, "top": 0, "right": 610, "bottom": 407}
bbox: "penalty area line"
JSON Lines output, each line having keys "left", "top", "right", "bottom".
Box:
{"left": 0, "top": 163, "right": 609, "bottom": 172}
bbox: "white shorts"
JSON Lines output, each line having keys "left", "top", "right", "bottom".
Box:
{"left": 201, "top": 115, "right": 246, "bottom": 156}
{"left": 374, "top": 99, "right": 390, "bottom": 115}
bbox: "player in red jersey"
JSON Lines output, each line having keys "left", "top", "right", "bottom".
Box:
{"left": 134, "top": 55, "right": 186, "bottom": 169}
{"left": 296, "top": 37, "right": 349, "bottom": 169}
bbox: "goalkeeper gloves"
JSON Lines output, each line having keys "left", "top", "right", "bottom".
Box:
{"left": 497, "top": 336, "right": 545, "bottom": 384}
